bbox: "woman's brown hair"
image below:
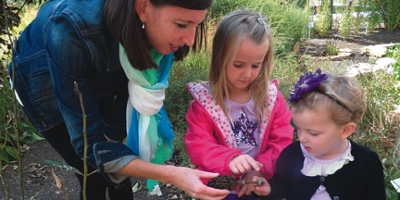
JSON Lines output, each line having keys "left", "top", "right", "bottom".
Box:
{"left": 103, "top": 0, "right": 213, "bottom": 70}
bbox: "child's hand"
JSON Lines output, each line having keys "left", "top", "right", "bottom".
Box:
{"left": 229, "top": 155, "right": 263, "bottom": 174}
{"left": 237, "top": 171, "right": 264, "bottom": 197}
{"left": 248, "top": 176, "right": 271, "bottom": 196}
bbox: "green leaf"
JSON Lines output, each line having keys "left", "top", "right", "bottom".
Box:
{"left": 5, "top": 146, "right": 18, "bottom": 159}
{"left": 20, "top": 131, "right": 44, "bottom": 144}
{"left": 46, "top": 160, "right": 82, "bottom": 174}
{"left": 1, "top": 149, "right": 10, "bottom": 163}
{"left": 132, "top": 182, "right": 139, "bottom": 193}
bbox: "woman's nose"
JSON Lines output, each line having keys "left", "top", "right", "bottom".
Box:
{"left": 182, "top": 27, "right": 196, "bottom": 47}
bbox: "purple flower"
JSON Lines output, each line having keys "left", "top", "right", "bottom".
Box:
{"left": 288, "top": 69, "right": 328, "bottom": 103}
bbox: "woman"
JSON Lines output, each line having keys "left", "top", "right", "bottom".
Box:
{"left": 8, "top": 0, "right": 230, "bottom": 199}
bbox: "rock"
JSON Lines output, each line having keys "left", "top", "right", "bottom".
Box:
{"left": 360, "top": 43, "right": 398, "bottom": 58}
{"left": 346, "top": 57, "right": 395, "bottom": 77}
{"left": 328, "top": 52, "right": 352, "bottom": 61}
{"left": 375, "top": 57, "right": 397, "bottom": 70}
{"left": 339, "top": 48, "right": 354, "bottom": 53}
{"left": 361, "top": 46, "right": 387, "bottom": 57}
{"left": 393, "top": 105, "right": 400, "bottom": 114}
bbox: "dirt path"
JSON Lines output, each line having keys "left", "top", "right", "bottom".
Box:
{"left": 0, "top": 139, "right": 182, "bottom": 200}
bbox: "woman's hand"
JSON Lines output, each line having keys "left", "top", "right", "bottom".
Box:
{"left": 229, "top": 155, "right": 263, "bottom": 174}
{"left": 170, "top": 167, "right": 230, "bottom": 200}
{"left": 117, "top": 158, "right": 229, "bottom": 199}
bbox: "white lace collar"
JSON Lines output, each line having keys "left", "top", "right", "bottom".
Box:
{"left": 301, "top": 140, "right": 354, "bottom": 177}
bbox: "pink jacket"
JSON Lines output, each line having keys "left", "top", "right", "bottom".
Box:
{"left": 185, "top": 80, "right": 294, "bottom": 183}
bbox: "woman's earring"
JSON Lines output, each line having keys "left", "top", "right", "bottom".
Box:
{"left": 142, "top": 23, "right": 145, "bottom": 29}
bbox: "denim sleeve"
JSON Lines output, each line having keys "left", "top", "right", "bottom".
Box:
{"left": 44, "top": 9, "right": 137, "bottom": 186}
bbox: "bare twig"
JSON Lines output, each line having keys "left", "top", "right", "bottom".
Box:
{"left": 0, "top": 129, "right": 10, "bottom": 199}
{"left": 74, "top": 81, "right": 88, "bottom": 200}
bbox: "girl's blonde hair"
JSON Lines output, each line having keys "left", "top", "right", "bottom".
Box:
{"left": 291, "top": 71, "right": 367, "bottom": 125}
{"left": 209, "top": 10, "right": 274, "bottom": 123}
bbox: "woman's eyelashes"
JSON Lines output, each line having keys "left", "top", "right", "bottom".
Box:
{"left": 177, "top": 23, "right": 187, "bottom": 28}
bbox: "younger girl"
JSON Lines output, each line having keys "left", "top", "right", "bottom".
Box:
{"left": 184, "top": 10, "right": 294, "bottom": 199}
{"left": 246, "top": 69, "right": 386, "bottom": 199}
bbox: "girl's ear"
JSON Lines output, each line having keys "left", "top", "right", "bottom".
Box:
{"left": 135, "top": 0, "right": 149, "bottom": 23}
{"left": 340, "top": 122, "right": 356, "bottom": 139}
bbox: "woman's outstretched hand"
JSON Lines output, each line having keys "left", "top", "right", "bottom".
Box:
{"left": 116, "top": 159, "right": 229, "bottom": 199}
{"left": 170, "top": 167, "right": 230, "bottom": 200}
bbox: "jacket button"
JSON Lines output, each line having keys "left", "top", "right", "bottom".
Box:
{"left": 333, "top": 196, "right": 339, "bottom": 200}
{"left": 319, "top": 176, "right": 325, "bottom": 182}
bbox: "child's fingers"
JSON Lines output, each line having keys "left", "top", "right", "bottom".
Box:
{"left": 251, "top": 176, "right": 262, "bottom": 181}
{"left": 230, "top": 155, "right": 262, "bottom": 173}
{"left": 230, "top": 156, "right": 252, "bottom": 173}
{"left": 246, "top": 190, "right": 252, "bottom": 196}
{"left": 246, "top": 157, "right": 261, "bottom": 171}
{"left": 251, "top": 175, "right": 268, "bottom": 184}
{"left": 252, "top": 178, "right": 271, "bottom": 196}
{"left": 256, "top": 161, "right": 264, "bottom": 168}
{"left": 237, "top": 184, "right": 248, "bottom": 197}
{"left": 231, "top": 165, "right": 245, "bottom": 174}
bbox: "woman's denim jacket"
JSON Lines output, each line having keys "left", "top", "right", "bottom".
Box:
{"left": 9, "top": 0, "right": 137, "bottom": 187}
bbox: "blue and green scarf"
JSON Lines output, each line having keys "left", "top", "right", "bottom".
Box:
{"left": 119, "top": 44, "right": 175, "bottom": 193}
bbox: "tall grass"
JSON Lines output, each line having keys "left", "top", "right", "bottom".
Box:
{"left": 355, "top": 71, "right": 400, "bottom": 199}
{"left": 207, "top": 0, "right": 310, "bottom": 57}
{"left": 255, "top": 1, "right": 310, "bottom": 56}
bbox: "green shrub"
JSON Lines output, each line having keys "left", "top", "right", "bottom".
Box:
{"left": 355, "top": 71, "right": 400, "bottom": 199}
{"left": 208, "top": 0, "right": 310, "bottom": 57}
{"left": 0, "top": 66, "right": 43, "bottom": 164}
{"left": 1, "top": 3, "right": 44, "bottom": 164}
{"left": 208, "top": 0, "right": 249, "bottom": 19}
{"left": 386, "top": 44, "right": 400, "bottom": 81}
{"left": 324, "top": 40, "right": 339, "bottom": 56}
{"left": 379, "top": 0, "right": 400, "bottom": 31}
{"left": 339, "top": 8, "right": 352, "bottom": 39}
{"left": 316, "top": 0, "right": 332, "bottom": 37}
{"left": 352, "top": 10, "right": 365, "bottom": 35}
{"left": 271, "top": 52, "right": 302, "bottom": 98}
{"left": 247, "top": 0, "right": 310, "bottom": 56}
{"left": 367, "top": 3, "right": 381, "bottom": 33}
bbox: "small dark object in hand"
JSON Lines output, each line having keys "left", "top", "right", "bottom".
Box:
{"left": 207, "top": 175, "right": 237, "bottom": 190}
{"left": 237, "top": 179, "right": 263, "bottom": 186}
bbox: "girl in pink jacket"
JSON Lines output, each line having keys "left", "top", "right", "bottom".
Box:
{"left": 185, "top": 10, "right": 294, "bottom": 200}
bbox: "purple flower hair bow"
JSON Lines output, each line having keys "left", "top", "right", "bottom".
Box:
{"left": 288, "top": 69, "right": 328, "bottom": 103}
